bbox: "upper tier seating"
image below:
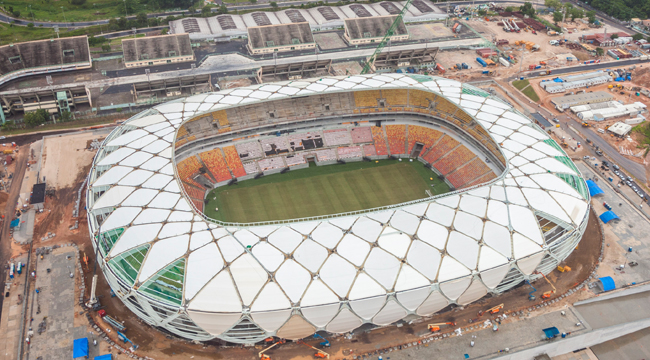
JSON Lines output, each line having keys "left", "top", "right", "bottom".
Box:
{"left": 224, "top": 146, "right": 247, "bottom": 178}
{"left": 386, "top": 125, "right": 407, "bottom": 155}
{"left": 244, "top": 161, "right": 259, "bottom": 175}
{"left": 446, "top": 158, "right": 492, "bottom": 189}
{"left": 422, "top": 135, "right": 459, "bottom": 164}
{"left": 261, "top": 137, "right": 291, "bottom": 156}
{"left": 371, "top": 127, "right": 388, "bottom": 156}
{"left": 466, "top": 171, "right": 497, "bottom": 188}
{"left": 382, "top": 89, "right": 408, "bottom": 107}
{"left": 177, "top": 156, "right": 205, "bottom": 189}
{"left": 351, "top": 127, "right": 373, "bottom": 143}
{"left": 354, "top": 90, "right": 381, "bottom": 107}
{"left": 199, "top": 149, "right": 232, "bottom": 183}
{"left": 288, "top": 131, "right": 324, "bottom": 151}
{"left": 324, "top": 129, "right": 352, "bottom": 147}
{"left": 407, "top": 125, "right": 444, "bottom": 155}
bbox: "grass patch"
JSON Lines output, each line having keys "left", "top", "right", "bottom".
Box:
{"left": 204, "top": 160, "right": 449, "bottom": 223}
{"left": 0, "top": 117, "right": 118, "bottom": 136}
{"left": 0, "top": 23, "right": 113, "bottom": 45}
{"left": 512, "top": 79, "right": 530, "bottom": 90}
{"left": 2, "top": 0, "right": 140, "bottom": 23}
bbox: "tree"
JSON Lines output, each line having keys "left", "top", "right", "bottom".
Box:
{"left": 12, "top": 10, "right": 20, "bottom": 18}
{"left": 563, "top": 2, "right": 573, "bottom": 10}
{"left": 505, "top": 6, "right": 514, "bottom": 12}
{"left": 124, "top": 0, "right": 136, "bottom": 15}
{"left": 161, "top": 28, "right": 168, "bottom": 35}
{"left": 24, "top": 109, "right": 49, "bottom": 128}
{"left": 102, "top": 44, "right": 111, "bottom": 52}
{"left": 148, "top": 17, "right": 160, "bottom": 26}
{"left": 596, "top": 47, "right": 604, "bottom": 56}
{"left": 136, "top": 12, "right": 148, "bottom": 27}
{"left": 118, "top": 16, "right": 128, "bottom": 29}
{"left": 218, "top": 4, "right": 227, "bottom": 14}
{"left": 59, "top": 110, "right": 72, "bottom": 122}
{"left": 27, "top": 23, "right": 34, "bottom": 28}
{"left": 610, "top": 33, "right": 619, "bottom": 39}
{"left": 570, "top": 8, "right": 583, "bottom": 21}
{"left": 553, "top": 11, "right": 563, "bottom": 23}
{"left": 71, "top": 0, "right": 87, "bottom": 5}
{"left": 201, "top": 5, "right": 212, "bottom": 17}
{"left": 519, "top": 2, "right": 535, "bottom": 17}
{"left": 250, "top": 0, "right": 257, "bottom": 3}
{"left": 586, "top": 10, "right": 596, "bottom": 23}
{"left": 188, "top": 5, "right": 196, "bottom": 14}
{"left": 270, "top": 1, "right": 278, "bottom": 8}
{"left": 108, "top": 18, "right": 119, "bottom": 31}
{"left": 633, "top": 33, "right": 644, "bottom": 41}
{"left": 478, "top": 9, "right": 487, "bottom": 16}
{"left": 544, "top": 0, "right": 561, "bottom": 10}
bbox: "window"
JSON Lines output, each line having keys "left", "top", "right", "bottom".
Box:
{"left": 141, "top": 54, "right": 149, "bottom": 60}
{"left": 291, "top": 38, "right": 301, "bottom": 44}
{"left": 148, "top": 62, "right": 153, "bottom": 65}
{"left": 324, "top": 104, "right": 330, "bottom": 111}
{"left": 168, "top": 50, "right": 176, "bottom": 57}
{"left": 9, "top": 56, "right": 21, "bottom": 64}
{"left": 167, "top": 60, "right": 172, "bottom": 63}
{"left": 63, "top": 49, "right": 75, "bottom": 57}
{"left": 291, "top": 47, "right": 295, "bottom": 50}
{"left": 266, "top": 40, "right": 275, "bottom": 47}
{"left": 363, "top": 32, "right": 372, "bottom": 38}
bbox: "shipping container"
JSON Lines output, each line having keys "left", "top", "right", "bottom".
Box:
{"left": 476, "top": 57, "right": 487, "bottom": 67}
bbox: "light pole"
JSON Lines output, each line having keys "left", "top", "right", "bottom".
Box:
{"left": 29, "top": 5, "right": 35, "bottom": 23}
{"left": 60, "top": 7, "right": 67, "bottom": 25}
{"left": 123, "top": 0, "right": 128, "bottom": 18}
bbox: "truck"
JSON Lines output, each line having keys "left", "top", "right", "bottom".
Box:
{"left": 452, "top": 23, "right": 461, "bottom": 33}
{"left": 548, "top": 30, "right": 558, "bottom": 36}
{"left": 435, "top": 63, "right": 445, "bottom": 74}
{"left": 476, "top": 57, "right": 487, "bottom": 67}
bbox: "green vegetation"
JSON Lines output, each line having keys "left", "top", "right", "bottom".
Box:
{"left": 204, "top": 160, "right": 449, "bottom": 223}
{"left": 633, "top": 122, "right": 650, "bottom": 147}
{"left": 512, "top": 79, "right": 540, "bottom": 102}
{"left": 586, "top": 0, "right": 647, "bottom": 21}
{"left": 24, "top": 109, "right": 50, "bottom": 127}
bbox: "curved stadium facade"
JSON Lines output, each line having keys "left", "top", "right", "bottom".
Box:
{"left": 86, "top": 74, "right": 590, "bottom": 344}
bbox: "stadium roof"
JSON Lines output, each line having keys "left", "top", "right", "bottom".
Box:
{"left": 87, "top": 74, "right": 590, "bottom": 343}
{"left": 122, "top": 34, "right": 193, "bottom": 63}
{"left": 247, "top": 23, "right": 314, "bottom": 49}
{"left": 344, "top": 15, "right": 408, "bottom": 39}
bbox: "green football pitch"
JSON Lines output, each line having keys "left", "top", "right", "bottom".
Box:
{"left": 203, "top": 160, "right": 450, "bottom": 223}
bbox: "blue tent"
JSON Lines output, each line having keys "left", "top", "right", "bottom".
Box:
{"left": 542, "top": 327, "right": 560, "bottom": 339}
{"left": 599, "top": 211, "right": 620, "bottom": 223}
{"left": 598, "top": 276, "right": 616, "bottom": 291}
{"left": 586, "top": 180, "right": 604, "bottom": 197}
{"left": 73, "top": 338, "right": 89, "bottom": 359}
{"left": 95, "top": 355, "right": 112, "bottom": 360}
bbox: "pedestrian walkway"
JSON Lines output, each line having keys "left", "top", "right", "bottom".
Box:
{"left": 0, "top": 255, "right": 28, "bottom": 360}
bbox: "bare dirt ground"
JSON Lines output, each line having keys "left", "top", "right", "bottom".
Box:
{"left": 219, "top": 77, "right": 253, "bottom": 90}
{"left": 40, "top": 132, "right": 104, "bottom": 190}
{"left": 331, "top": 61, "right": 363, "bottom": 76}
{"left": 314, "top": 32, "right": 347, "bottom": 50}
{"left": 407, "top": 23, "right": 454, "bottom": 40}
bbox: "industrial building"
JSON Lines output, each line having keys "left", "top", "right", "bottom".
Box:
{"left": 0, "top": 36, "right": 91, "bottom": 87}
{"left": 343, "top": 15, "right": 409, "bottom": 45}
{"left": 574, "top": 101, "right": 646, "bottom": 121}
{"left": 168, "top": 1, "right": 446, "bottom": 40}
{"left": 0, "top": 85, "right": 92, "bottom": 123}
{"left": 541, "top": 71, "right": 612, "bottom": 94}
{"left": 371, "top": 47, "right": 439, "bottom": 71}
{"left": 607, "top": 121, "right": 633, "bottom": 136}
{"left": 247, "top": 23, "right": 315, "bottom": 55}
{"left": 255, "top": 59, "right": 332, "bottom": 83}
{"left": 582, "top": 32, "right": 631, "bottom": 47}
{"left": 87, "top": 74, "right": 589, "bottom": 344}
{"left": 550, "top": 91, "right": 614, "bottom": 111}
{"left": 122, "top": 34, "right": 194, "bottom": 68}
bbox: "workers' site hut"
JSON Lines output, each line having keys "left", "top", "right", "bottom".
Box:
{"left": 247, "top": 23, "right": 316, "bottom": 55}
{"left": 343, "top": 15, "right": 409, "bottom": 45}
{"left": 122, "top": 34, "right": 195, "bottom": 68}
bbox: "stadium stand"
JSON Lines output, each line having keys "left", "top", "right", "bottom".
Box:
{"left": 285, "top": 155, "right": 307, "bottom": 166}
{"left": 371, "top": 127, "right": 389, "bottom": 156}
{"left": 288, "top": 131, "right": 324, "bottom": 151}
{"left": 315, "top": 148, "right": 337, "bottom": 162}
{"left": 244, "top": 161, "right": 259, "bottom": 175}
{"left": 386, "top": 124, "right": 407, "bottom": 155}
{"left": 213, "top": 110, "right": 229, "bottom": 127}
{"left": 354, "top": 90, "right": 381, "bottom": 107}
{"left": 446, "top": 158, "right": 492, "bottom": 189}
{"left": 407, "top": 125, "right": 443, "bottom": 154}
{"left": 177, "top": 156, "right": 206, "bottom": 189}
{"left": 433, "top": 97, "right": 458, "bottom": 118}
{"left": 324, "top": 129, "right": 352, "bottom": 147}
{"left": 199, "top": 149, "right": 232, "bottom": 183}
{"left": 382, "top": 89, "right": 408, "bottom": 106}
{"left": 191, "top": 198, "right": 205, "bottom": 213}
{"left": 363, "top": 144, "right": 377, "bottom": 156}
{"left": 235, "top": 141, "right": 264, "bottom": 160}
{"left": 261, "top": 137, "right": 291, "bottom": 155}
{"left": 433, "top": 146, "right": 476, "bottom": 175}
{"left": 258, "top": 157, "right": 286, "bottom": 171}
{"left": 351, "top": 127, "right": 373, "bottom": 143}
{"left": 466, "top": 171, "right": 497, "bottom": 187}
{"left": 338, "top": 146, "right": 363, "bottom": 159}
{"left": 223, "top": 146, "right": 247, "bottom": 178}
{"left": 184, "top": 185, "right": 206, "bottom": 201}
{"left": 408, "top": 89, "right": 432, "bottom": 108}
{"left": 422, "top": 135, "right": 459, "bottom": 164}
{"left": 177, "top": 126, "right": 189, "bottom": 139}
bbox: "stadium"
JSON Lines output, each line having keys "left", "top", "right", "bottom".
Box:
{"left": 85, "top": 74, "right": 590, "bottom": 345}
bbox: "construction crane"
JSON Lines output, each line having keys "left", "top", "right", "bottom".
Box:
{"left": 258, "top": 339, "right": 285, "bottom": 360}
{"left": 313, "top": 333, "right": 330, "bottom": 347}
{"left": 297, "top": 340, "right": 330, "bottom": 358}
{"left": 478, "top": 304, "right": 504, "bottom": 317}
{"left": 539, "top": 273, "right": 557, "bottom": 299}
{"left": 117, "top": 331, "right": 139, "bottom": 351}
{"left": 360, "top": 0, "right": 413, "bottom": 74}
{"left": 427, "top": 321, "right": 457, "bottom": 332}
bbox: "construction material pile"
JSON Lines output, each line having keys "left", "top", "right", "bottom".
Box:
{"left": 608, "top": 49, "right": 634, "bottom": 60}
{"left": 523, "top": 18, "right": 546, "bottom": 30}
{"left": 476, "top": 48, "right": 498, "bottom": 57}
{"left": 514, "top": 40, "right": 540, "bottom": 51}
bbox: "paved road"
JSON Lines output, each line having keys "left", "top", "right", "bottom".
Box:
{"left": 0, "top": 148, "right": 29, "bottom": 320}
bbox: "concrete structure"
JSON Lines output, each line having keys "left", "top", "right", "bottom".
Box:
{"left": 87, "top": 74, "right": 589, "bottom": 344}
{"left": 30, "top": 183, "right": 46, "bottom": 210}
{"left": 343, "top": 15, "right": 409, "bottom": 45}
{"left": 169, "top": 1, "right": 446, "bottom": 40}
{"left": 607, "top": 121, "right": 633, "bottom": 136}
{"left": 247, "top": 23, "right": 315, "bottom": 55}
{"left": 1, "top": 85, "right": 92, "bottom": 117}
{"left": 371, "top": 47, "right": 439, "bottom": 71}
{"left": 550, "top": 91, "right": 614, "bottom": 111}
{"left": 132, "top": 74, "right": 213, "bottom": 104}
{"left": 582, "top": 32, "right": 631, "bottom": 46}
{"left": 0, "top": 36, "right": 91, "bottom": 87}
{"left": 122, "top": 34, "right": 194, "bottom": 68}
{"left": 255, "top": 59, "right": 332, "bottom": 83}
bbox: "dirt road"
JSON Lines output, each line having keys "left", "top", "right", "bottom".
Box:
{"left": 0, "top": 148, "right": 29, "bottom": 320}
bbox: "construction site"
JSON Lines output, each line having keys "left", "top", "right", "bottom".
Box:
{"left": 1, "top": 0, "right": 650, "bottom": 359}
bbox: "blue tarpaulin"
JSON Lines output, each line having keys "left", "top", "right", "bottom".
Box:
{"left": 586, "top": 180, "right": 604, "bottom": 196}
{"left": 598, "top": 276, "right": 616, "bottom": 291}
{"left": 9, "top": 219, "right": 19, "bottom": 228}
{"left": 73, "top": 338, "right": 89, "bottom": 359}
{"left": 542, "top": 327, "right": 560, "bottom": 339}
{"left": 599, "top": 211, "right": 620, "bottom": 223}
{"left": 94, "top": 355, "right": 112, "bottom": 360}
{"left": 553, "top": 77, "right": 564, "bottom": 82}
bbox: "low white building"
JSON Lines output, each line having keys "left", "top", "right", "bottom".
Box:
{"left": 607, "top": 122, "right": 633, "bottom": 136}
